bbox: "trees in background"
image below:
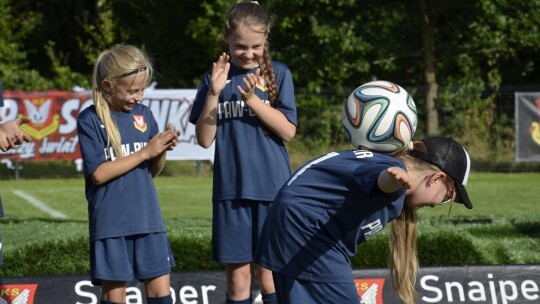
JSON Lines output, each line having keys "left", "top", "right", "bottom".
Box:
{"left": 2, "top": 0, "right": 540, "bottom": 160}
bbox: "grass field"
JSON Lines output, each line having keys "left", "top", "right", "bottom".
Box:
{"left": 1, "top": 172, "right": 540, "bottom": 267}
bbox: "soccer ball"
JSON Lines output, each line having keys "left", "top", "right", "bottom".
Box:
{"left": 342, "top": 80, "right": 417, "bottom": 154}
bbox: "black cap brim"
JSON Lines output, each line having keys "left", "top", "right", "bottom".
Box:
{"left": 455, "top": 183, "right": 473, "bottom": 209}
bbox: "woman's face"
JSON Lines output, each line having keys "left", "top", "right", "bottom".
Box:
{"left": 405, "top": 172, "right": 455, "bottom": 210}
{"left": 105, "top": 72, "right": 148, "bottom": 112}
{"left": 226, "top": 24, "right": 266, "bottom": 70}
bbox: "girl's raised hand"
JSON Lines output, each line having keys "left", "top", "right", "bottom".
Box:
{"left": 210, "top": 53, "right": 231, "bottom": 96}
{"left": 238, "top": 68, "right": 261, "bottom": 102}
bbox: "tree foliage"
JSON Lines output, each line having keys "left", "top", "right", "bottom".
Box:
{"left": 1, "top": 0, "right": 540, "bottom": 160}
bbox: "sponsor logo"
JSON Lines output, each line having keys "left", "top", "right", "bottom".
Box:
{"left": 355, "top": 278, "right": 385, "bottom": 304}
{"left": 0, "top": 284, "right": 37, "bottom": 304}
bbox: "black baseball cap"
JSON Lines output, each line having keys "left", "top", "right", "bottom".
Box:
{"left": 409, "top": 137, "right": 473, "bottom": 209}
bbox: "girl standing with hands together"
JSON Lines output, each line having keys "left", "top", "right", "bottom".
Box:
{"left": 189, "top": 2, "right": 297, "bottom": 304}
{"left": 78, "top": 44, "right": 179, "bottom": 304}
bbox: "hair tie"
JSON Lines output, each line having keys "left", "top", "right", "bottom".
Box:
{"left": 408, "top": 141, "right": 414, "bottom": 151}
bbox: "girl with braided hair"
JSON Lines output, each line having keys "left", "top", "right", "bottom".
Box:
{"left": 189, "top": 2, "right": 297, "bottom": 304}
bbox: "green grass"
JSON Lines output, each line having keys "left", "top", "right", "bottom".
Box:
{"left": 1, "top": 172, "right": 539, "bottom": 275}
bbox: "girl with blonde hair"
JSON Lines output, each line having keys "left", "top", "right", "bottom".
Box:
{"left": 78, "top": 44, "right": 180, "bottom": 304}
{"left": 255, "top": 137, "right": 473, "bottom": 304}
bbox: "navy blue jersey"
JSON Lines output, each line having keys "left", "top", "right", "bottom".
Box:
{"left": 189, "top": 62, "right": 297, "bottom": 201}
{"left": 77, "top": 104, "right": 166, "bottom": 241}
{"left": 255, "top": 150, "right": 405, "bottom": 283}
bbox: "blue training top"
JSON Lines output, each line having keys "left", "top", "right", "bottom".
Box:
{"left": 189, "top": 61, "right": 297, "bottom": 201}
{"left": 77, "top": 104, "right": 167, "bottom": 241}
{"left": 255, "top": 150, "right": 405, "bottom": 283}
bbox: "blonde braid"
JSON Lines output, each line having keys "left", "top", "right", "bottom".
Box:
{"left": 259, "top": 43, "right": 278, "bottom": 106}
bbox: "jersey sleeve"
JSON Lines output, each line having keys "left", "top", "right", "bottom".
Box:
{"left": 189, "top": 70, "right": 211, "bottom": 125}
{"left": 352, "top": 155, "right": 406, "bottom": 202}
{"left": 274, "top": 62, "right": 297, "bottom": 126}
{"left": 77, "top": 108, "right": 107, "bottom": 177}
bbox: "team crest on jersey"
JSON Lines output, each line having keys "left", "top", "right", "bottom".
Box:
{"left": 18, "top": 98, "right": 60, "bottom": 140}
{"left": 255, "top": 76, "right": 267, "bottom": 91}
{"left": 132, "top": 115, "right": 147, "bottom": 132}
{"left": 0, "top": 284, "right": 38, "bottom": 304}
{"left": 355, "top": 278, "right": 385, "bottom": 304}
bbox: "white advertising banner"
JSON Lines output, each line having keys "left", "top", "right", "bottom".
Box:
{"left": 140, "top": 89, "right": 214, "bottom": 162}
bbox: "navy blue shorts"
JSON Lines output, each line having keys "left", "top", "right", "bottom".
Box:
{"left": 273, "top": 272, "right": 360, "bottom": 304}
{"left": 212, "top": 199, "right": 271, "bottom": 263}
{"left": 90, "top": 232, "right": 176, "bottom": 285}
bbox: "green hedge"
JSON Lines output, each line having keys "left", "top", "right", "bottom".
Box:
{"left": 0, "top": 230, "right": 525, "bottom": 277}
{"left": 1, "top": 216, "right": 538, "bottom": 277}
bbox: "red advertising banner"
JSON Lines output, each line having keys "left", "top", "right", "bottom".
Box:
{"left": 0, "top": 90, "right": 92, "bottom": 162}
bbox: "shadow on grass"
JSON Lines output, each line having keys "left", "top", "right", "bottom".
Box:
{"left": 511, "top": 220, "right": 540, "bottom": 240}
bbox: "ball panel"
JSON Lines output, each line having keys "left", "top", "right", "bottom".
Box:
{"left": 341, "top": 80, "right": 418, "bottom": 154}
{"left": 345, "top": 95, "right": 363, "bottom": 128}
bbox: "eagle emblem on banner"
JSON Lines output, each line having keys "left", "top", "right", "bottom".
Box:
{"left": 18, "top": 98, "right": 60, "bottom": 140}
{"left": 355, "top": 278, "right": 385, "bottom": 304}
{"left": 133, "top": 115, "right": 147, "bottom": 132}
{"left": 0, "top": 284, "right": 38, "bottom": 304}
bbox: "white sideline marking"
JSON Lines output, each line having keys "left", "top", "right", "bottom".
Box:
{"left": 12, "top": 189, "right": 68, "bottom": 219}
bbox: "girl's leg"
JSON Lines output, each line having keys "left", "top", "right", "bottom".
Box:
{"left": 257, "top": 265, "right": 276, "bottom": 304}
{"left": 144, "top": 273, "right": 172, "bottom": 298}
{"left": 101, "top": 281, "right": 127, "bottom": 303}
{"left": 226, "top": 263, "right": 253, "bottom": 303}
{"left": 145, "top": 274, "right": 173, "bottom": 304}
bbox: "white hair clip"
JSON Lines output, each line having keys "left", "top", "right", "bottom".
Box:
{"left": 408, "top": 141, "right": 414, "bottom": 151}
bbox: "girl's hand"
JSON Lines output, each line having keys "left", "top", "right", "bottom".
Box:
{"left": 238, "top": 68, "right": 261, "bottom": 103}
{"left": 164, "top": 123, "right": 181, "bottom": 151}
{"left": 0, "top": 117, "right": 32, "bottom": 152}
{"left": 210, "top": 53, "right": 230, "bottom": 96}
{"left": 377, "top": 166, "right": 411, "bottom": 193}
{"left": 386, "top": 167, "right": 412, "bottom": 189}
{"left": 145, "top": 124, "right": 180, "bottom": 158}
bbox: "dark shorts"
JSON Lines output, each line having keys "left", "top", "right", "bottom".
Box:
{"left": 273, "top": 272, "right": 360, "bottom": 304}
{"left": 212, "top": 199, "right": 271, "bottom": 263}
{"left": 90, "top": 232, "right": 175, "bottom": 285}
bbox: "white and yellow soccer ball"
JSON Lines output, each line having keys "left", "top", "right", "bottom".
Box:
{"left": 342, "top": 80, "right": 418, "bottom": 154}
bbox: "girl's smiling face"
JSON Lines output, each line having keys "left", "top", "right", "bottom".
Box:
{"left": 226, "top": 24, "right": 266, "bottom": 70}
{"left": 104, "top": 72, "right": 148, "bottom": 112}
